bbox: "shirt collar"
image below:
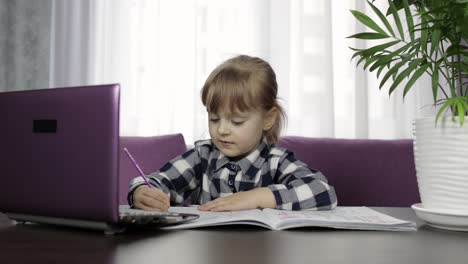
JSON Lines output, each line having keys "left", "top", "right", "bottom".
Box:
{"left": 212, "top": 138, "right": 270, "bottom": 176}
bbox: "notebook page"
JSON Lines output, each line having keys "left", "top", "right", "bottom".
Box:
{"left": 165, "top": 206, "right": 269, "bottom": 229}
{"left": 263, "top": 207, "right": 417, "bottom": 231}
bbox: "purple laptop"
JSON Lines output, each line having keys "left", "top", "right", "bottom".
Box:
{"left": 0, "top": 84, "right": 197, "bottom": 234}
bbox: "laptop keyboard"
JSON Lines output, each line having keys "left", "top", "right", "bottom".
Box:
{"left": 119, "top": 205, "right": 171, "bottom": 217}
{"left": 118, "top": 205, "right": 199, "bottom": 225}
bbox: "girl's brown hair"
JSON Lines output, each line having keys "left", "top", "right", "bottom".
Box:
{"left": 201, "top": 55, "right": 286, "bottom": 144}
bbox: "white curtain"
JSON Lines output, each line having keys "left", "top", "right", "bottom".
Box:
{"left": 49, "top": 0, "right": 437, "bottom": 143}
{"left": 0, "top": 0, "right": 51, "bottom": 91}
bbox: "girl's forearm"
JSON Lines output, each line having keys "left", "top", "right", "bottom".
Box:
{"left": 254, "top": 187, "right": 276, "bottom": 209}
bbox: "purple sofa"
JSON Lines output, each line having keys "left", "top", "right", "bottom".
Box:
{"left": 279, "top": 136, "right": 420, "bottom": 207}
{"left": 119, "top": 134, "right": 420, "bottom": 207}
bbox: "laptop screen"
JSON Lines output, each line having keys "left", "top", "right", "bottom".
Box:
{"left": 0, "top": 84, "right": 120, "bottom": 223}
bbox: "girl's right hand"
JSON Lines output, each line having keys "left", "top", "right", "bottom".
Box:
{"left": 133, "top": 185, "right": 170, "bottom": 211}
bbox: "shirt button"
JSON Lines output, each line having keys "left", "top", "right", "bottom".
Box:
{"left": 227, "top": 163, "right": 239, "bottom": 172}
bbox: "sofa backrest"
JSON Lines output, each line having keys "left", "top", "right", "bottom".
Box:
{"left": 278, "top": 136, "right": 420, "bottom": 207}
{"left": 119, "top": 134, "right": 187, "bottom": 204}
{"left": 119, "top": 134, "right": 421, "bottom": 207}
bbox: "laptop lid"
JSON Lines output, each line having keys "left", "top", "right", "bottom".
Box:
{"left": 0, "top": 84, "right": 120, "bottom": 224}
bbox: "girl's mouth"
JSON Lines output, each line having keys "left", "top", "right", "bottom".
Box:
{"left": 220, "top": 140, "right": 233, "bottom": 145}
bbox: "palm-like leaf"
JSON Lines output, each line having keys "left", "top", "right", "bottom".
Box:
{"left": 349, "top": 0, "right": 468, "bottom": 125}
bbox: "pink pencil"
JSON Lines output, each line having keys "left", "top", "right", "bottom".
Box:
{"left": 123, "top": 147, "right": 154, "bottom": 189}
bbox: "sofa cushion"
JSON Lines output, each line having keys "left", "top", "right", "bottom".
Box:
{"left": 119, "top": 134, "right": 187, "bottom": 204}
{"left": 278, "top": 136, "right": 420, "bottom": 207}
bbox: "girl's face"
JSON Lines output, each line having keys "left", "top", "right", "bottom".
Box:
{"left": 208, "top": 108, "right": 273, "bottom": 159}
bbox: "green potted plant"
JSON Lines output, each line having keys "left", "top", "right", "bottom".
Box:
{"left": 348, "top": 0, "right": 468, "bottom": 229}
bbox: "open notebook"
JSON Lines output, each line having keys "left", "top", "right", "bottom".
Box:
{"left": 164, "top": 206, "right": 417, "bottom": 231}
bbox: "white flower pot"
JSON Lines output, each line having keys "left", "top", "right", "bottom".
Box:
{"left": 413, "top": 117, "right": 468, "bottom": 213}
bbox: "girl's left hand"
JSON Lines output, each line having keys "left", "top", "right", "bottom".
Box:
{"left": 198, "top": 187, "right": 276, "bottom": 211}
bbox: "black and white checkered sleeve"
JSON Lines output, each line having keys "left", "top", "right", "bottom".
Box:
{"left": 127, "top": 147, "right": 203, "bottom": 206}
{"left": 268, "top": 149, "right": 337, "bottom": 211}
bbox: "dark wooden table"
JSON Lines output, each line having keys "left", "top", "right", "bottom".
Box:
{"left": 1, "top": 208, "right": 468, "bottom": 264}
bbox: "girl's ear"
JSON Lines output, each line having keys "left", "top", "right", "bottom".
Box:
{"left": 263, "top": 107, "right": 278, "bottom": 131}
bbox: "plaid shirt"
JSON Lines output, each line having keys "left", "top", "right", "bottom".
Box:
{"left": 128, "top": 139, "right": 337, "bottom": 210}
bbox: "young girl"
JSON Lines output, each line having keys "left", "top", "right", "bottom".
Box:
{"left": 128, "top": 55, "right": 337, "bottom": 212}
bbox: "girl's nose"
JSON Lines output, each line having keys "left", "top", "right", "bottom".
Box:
{"left": 217, "top": 120, "right": 231, "bottom": 134}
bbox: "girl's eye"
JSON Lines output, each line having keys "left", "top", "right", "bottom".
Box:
{"left": 232, "top": 120, "right": 244, "bottom": 126}
{"left": 209, "top": 118, "right": 219, "bottom": 123}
